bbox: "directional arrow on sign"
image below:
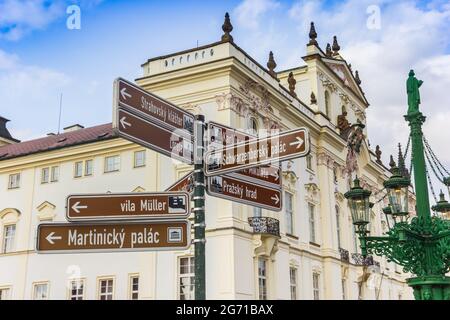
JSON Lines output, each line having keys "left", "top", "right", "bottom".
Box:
{"left": 271, "top": 194, "right": 280, "bottom": 205}
{"left": 120, "top": 87, "right": 132, "bottom": 100}
{"left": 119, "top": 116, "right": 131, "bottom": 129}
{"left": 46, "top": 232, "right": 62, "bottom": 245}
{"left": 71, "top": 201, "right": 88, "bottom": 214}
{"left": 290, "top": 136, "right": 304, "bottom": 149}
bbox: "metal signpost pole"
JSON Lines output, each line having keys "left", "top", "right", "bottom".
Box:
{"left": 193, "top": 114, "right": 206, "bottom": 300}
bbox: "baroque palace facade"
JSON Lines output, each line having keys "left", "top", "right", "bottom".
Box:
{"left": 0, "top": 15, "right": 414, "bottom": 300}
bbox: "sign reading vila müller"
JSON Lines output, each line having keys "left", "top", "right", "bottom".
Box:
{"left": 66, "top": 192, "right": 190, "bottom": 221}
{"left": 205, "top": 128, "right": 310, "bottom": 176}
{"left": 36, "top": 221, "right": 190, "bottom": 253}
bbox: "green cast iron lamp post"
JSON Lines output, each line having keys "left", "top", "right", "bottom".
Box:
{"left": 345, "top": 70, "right": 450, "bottom": 300}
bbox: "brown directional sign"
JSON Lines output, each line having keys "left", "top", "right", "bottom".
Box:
{"left": 205, "top": 127, "right": 309, "bottom": 176}
{"left": 37, "top": 221, "right": 190, "bottom": 253}
{"left": 165, "top": 172, "right": 194, "bottom": 196}
{"left": 208, "top": 121, "right": 281, "bottom": 188}
{"left": 229, "top": 165, "right": 281, "bottom": 189}
{"left": 116, "top": 108, "right": 193, "bottom": 164}
{"left": 66, "top": 192, "right": 190, "bottom": 221}
{"left": 207, "top": 175, "right": 282, "bottom": 211}
{"left": 115, "top": 78, "right": 195, "bottom": 135}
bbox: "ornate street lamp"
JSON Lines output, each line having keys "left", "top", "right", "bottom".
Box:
{"left": 345, "top": 70, "right": 450, "bottom": 300}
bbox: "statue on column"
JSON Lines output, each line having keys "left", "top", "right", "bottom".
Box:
{"left": 337, "top": 106, "right": 352, "bottom": 140}
{"left": 407, "top": 69, "right": 423, "bottom": 115}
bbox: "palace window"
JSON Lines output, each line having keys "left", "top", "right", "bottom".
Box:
{"left": 2, "top": 225, "right": 16, "bottom": 253}
{"left": 0, "top": 288, "right": 10, "bottom": 300}
{"left": 33, "top": 283, "right": 49, "bottom": 300}
{"left": 289, "top": 267, "right": 297, "bottom": 300}
{"left": 98, "top": 278, "right": 114, "bottom": 300}
{"left": 306, "top": 154, "right": 313, "bottom": 171}
{"left": 249, "top": 117, "right": 258, "bottom": 136}
{"left": 74, "top": 161, "right": 83, "bottom": 178}
{"left": 134, "top": 151, "right": 146, "bottom": 168}
{"left": 8, "top": 173, "right": 20, "bottom": 189}
{"left": 285, "top": 192, "right": 294, "bottom": 235}
{"left": 258, "top": 258, "right": 268, "bottom": 300}
{"left": 308, "top": 203, "right": 316, "bottom": 243}
{"left": 312, "top": 273, "right": 320, "bottom": 300}
{"left": 69, "top": 279, "right": 84, "bottom": 300}
{"left": 324, "top": 91, "right": 331, "bottom": 118}
{"left": 129, "top": 276, "right": 139, "bottom": 300}
{"left": 51, "top": 166, "right": 59, "bottom": 182}
{"left": 336, "top": 206, "right": 341, "bottom": 249}
{"left": 41, "top": 168, "right": 49, "bottom": 183}
{"left": 105, "top": 156, "right": 120, "bottom": 173}
{"left": 85, "top": 160, "right": 93, "bottom": 176}
{"left": 179, "top": 257, "right": 195, "bottom": 300}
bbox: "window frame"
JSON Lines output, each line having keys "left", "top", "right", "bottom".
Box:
{"left": 74, "top": 161, "right": 83, "bottom": 178}
{"left": 104, "top": 155, "right": 120, "bottom": 173}
{"left": 289, "top": 267, "right": 297, "bottom": 300}
{"left": 50, "top": 166, "right": 59, "bottom": 182}
{"left": 33, "top": 282, "right": 49, "bottom": 300}
{"left": 258, "top": 257, "right": 268, "bottom": 300}
{"left": 253, "top": 206, "right": 262, "bottom": 218}
{"left": 178, "top": 256, "right": 195, "bottom": 300}
{"left": 285, "top": 192, "right": 294, "bottom": 235}
{"left": 85, "top": 159, "right": 94, "bottom": 176}
{"left": 97, "top": 277, "right": 115, "bottom": 300}
{"left": 68, "top": 278, "right": 85, "bottom": 300}
{"left": 128, "top": 274, "right": 139, "bottom": 300}
{"left": 308, "top": 203, "right": 316, "bottom": 243}
{"left": 312, "top": 272, "right": 320, "bottom": 300}
{"left": 41, "top": 167, "right": 50, "bottom": 184}
{"left": 133, "top": 151, "right": 146, "bottom": 168}
{"left": 0, "top": 286, "right": 11, "bottom": 300}
{"left": 2, "top": 224, "right": 16, "bottom": 254}
{"left": 7, "top": 173, "right": 20, "bottom": 189}
{"left": 306, "top": 154, "right": 314, "bottom": 172}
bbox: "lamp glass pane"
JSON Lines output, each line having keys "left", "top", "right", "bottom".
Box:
{"left": 388, "top": 187, "right": 408, "bottom": 214}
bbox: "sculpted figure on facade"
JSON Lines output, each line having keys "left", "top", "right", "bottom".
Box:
{"left": 337, "top": 106, "right": 352, "bottom": 140}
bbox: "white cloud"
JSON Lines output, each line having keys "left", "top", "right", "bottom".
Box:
{"left": 234, "top": 0, "right": 280, "bottom": 29}
{"left": 0, "top": 0, "right": 103, "bottom": 40}
{"left": 231, "top": 0, "right": 450, "bottom": 173}
{"left": 0, "top": 49, "right": 70, "bottom": 138}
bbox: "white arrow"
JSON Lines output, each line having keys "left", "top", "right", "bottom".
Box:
{"left": 271, "top": 194, "right": 280, "bottom": 205}
{"left": 289, "top": 136, "right": 304, "bottom": 149}
{"left": 271, "top": 170, "right": 279, "bottom": 181}
{"left": 46, "top": 232, "right": 62, "bottom": 245}
{"left": 120, "top": 87, "right": 132, "bottom": 100}
{"left": 71, "top": 201, "right": 88, "bottom": 214}
{"left": 120, "top": 117, "right": 131, "bottom": 129}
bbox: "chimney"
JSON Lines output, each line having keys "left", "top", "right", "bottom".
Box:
{"left": 0, "top": 117, "right": 20, "bottom": 146}
{"left": 63, "top": 124, "right": 84, "bottom": 133}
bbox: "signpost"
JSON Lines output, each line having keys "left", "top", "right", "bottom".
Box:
{"left": 36, "top": 221, "right": 190, "bottom": 253}
{"left": 205, "top": 127, "right": 309, "bottom": 176}
{"left": 66, "top": 192, "right": 190, "bottom": 221}
{"left": 165, "top": 171, "right": 195, "bottom": 196}
{"left": 115, "top": 78, "right": 195, "bottom": 136}
{"left": 116, "top": 109, "right": 193, "bottom": 164}
{"left": 207, "top": 175, "right": 282, "bottom": 211}
{"left": 228, "top": 165, "right": 281, "bottom": 189}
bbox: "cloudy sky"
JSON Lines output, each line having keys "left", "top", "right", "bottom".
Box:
{"left": 0, "top": 0, "right": 449, "bottom": 189}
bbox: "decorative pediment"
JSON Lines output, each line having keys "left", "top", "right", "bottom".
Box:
{"left": 132, "top": 186, "right": 145, "bottom": 193}
{"left": 282, "top": 170, "right": 298, "bottom": 184}
{"left": 305, "top": 183, "right": 320, "bottom": 204}
{"left": 36, "top": 201, "right": 56, "bottom": 221}
{"left": 0, "top": 208, "right": 21, "bottom": 222}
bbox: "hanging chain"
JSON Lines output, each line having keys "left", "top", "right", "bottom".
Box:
{"left": 423, "top": 135, "right": 450, "bottom": 176}
{"left": 425, "top": 161, "right": 439, "bottom": 203}
{"left": 424, "top": 144, "right": 446, "bottom": 184}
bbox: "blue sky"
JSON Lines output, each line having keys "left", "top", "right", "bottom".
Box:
{"left": 0, "top": 0, "right": 449, "bottom": 172}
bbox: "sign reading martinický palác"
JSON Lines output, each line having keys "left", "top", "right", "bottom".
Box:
{"left": 37, "top": 221, "right": 190, "bottom": 253}
{"left": 66, "top": 192, "right": 190, "bottom": 221}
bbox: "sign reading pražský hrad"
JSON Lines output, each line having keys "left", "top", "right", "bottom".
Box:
{"left": 205, "top": 128, "right": 309, "bottom": 176}
{"left": 207, "top": 175, "right": 282, "bottom": 211}
{"left": 37, "top": 221, "right": 190, "bottom": 253}
{"left": 66, "top": 192, "right": 190, "bottom": 221}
